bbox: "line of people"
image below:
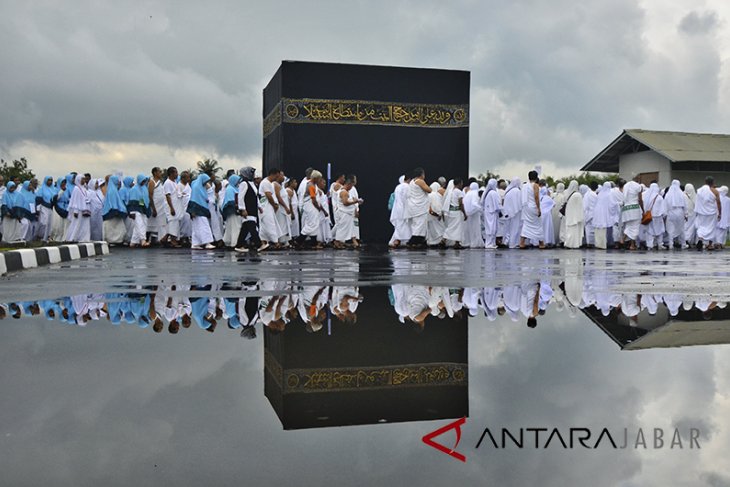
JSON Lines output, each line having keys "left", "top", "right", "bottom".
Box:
{"left": 0, "top": 166, "right": 364, "bottom": 251}
{"left": 389, "top": 169, "right": 729, "bottom": 250}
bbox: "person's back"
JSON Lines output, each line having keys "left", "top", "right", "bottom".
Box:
{"left": 696, "top": 184, "right": 718, "bottom": 215}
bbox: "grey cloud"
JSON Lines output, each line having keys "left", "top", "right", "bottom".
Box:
{"left": 679, "top": 11, "right": 720, "bottom": 36}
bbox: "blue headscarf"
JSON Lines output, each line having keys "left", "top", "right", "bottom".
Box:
{"left": 119, "top": 176, "right": 134, "bottom": 205}
{"left": 38, "top": 176, "right": 57, "bottom": 208}
{"left": 191, "top": 297, "right": 213, "bottom": 330}
{"left": 54, "top": 177, "right": 71, "bottom": 217}
{"left": 1, "top": 181, "right": 18, "bottom": 217}
{"left": 224, "top": 298, "right": 241, "bottom": 329}
{"left": 127, "top": 174, "right": 150, "bottom": 216}
{"left": 65, "top": 173, "right": 76, "bottom": 197}
{"left": 221, "top": 175, "right": 241, "bottom": 219}
{"left": 15, "top": 181, "right": 36, "bottom": 220}
{"left": 102, "top": 175, "right": 128, "bottom": 220}
{"left": 187, "top": 174, "right": 211, "bottom": 218}
{"left": 39, "top": 299, "right": 62, "bottom": 321}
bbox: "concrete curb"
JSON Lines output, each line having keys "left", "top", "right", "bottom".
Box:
{"left": 0, "top": 242, "right": 110, "bottom": 275}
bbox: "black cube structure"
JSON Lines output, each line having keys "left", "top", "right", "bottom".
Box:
{"left": 263, "top": 61, "right": 470, "bottom": 243}
{"left": 264, "top": 287, "right": 468, "bottom": 430}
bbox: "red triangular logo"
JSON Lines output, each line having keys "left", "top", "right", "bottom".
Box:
{"left": 422, "top": 417, "right": 467, "bottom": 462}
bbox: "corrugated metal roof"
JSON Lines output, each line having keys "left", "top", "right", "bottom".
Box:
{"left": 624, "top": 319, "right": 730, "bottom": 350}
{"left": 581, "top": 129, "right": 730, "bottom": 172}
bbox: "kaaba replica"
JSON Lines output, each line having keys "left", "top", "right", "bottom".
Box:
{"left": 264, "top": 287, "right": 468, "bottom": 430}
{"left": 262, "top": 61, "right": 471, "bottom": 243}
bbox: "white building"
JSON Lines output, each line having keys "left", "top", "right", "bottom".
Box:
{"left": 582, "top": 129, "right": 730, "bottom": 187}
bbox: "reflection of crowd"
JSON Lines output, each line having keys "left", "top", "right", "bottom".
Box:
{"left": 390, "top": 282, "right": 553, "bottom": 329}
{"left": 390, "top": 279, "right": 727, "bottom": 328}
{"left": 0, "top": 282, "right": 363, "bottom": 336}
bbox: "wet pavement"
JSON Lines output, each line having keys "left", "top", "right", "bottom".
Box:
{"left": 1, "top": 248, "right": 730, "bottom": 486}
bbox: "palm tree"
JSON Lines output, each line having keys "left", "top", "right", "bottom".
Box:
{"left": 196, "top": 157, "right": 222, "bottom": 177}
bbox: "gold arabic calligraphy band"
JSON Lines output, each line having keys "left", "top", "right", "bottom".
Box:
{"left": 263, "top": 97, "right": 469, "bottom": 137}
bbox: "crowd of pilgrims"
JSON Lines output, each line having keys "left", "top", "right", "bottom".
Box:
{"left": 3, "top": 276, "right": 722, "bottom": 333}
{"left": 0, "top": 166, "right": 363, "bottom": 251}
{"left": 390, "top": 169, "right": 730, "bottom": 250}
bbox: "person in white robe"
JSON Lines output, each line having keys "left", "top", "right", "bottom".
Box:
{"left": 619, "top": 179, "right": 642, "bottom": 250}
{"left": 462, "top": 182, "right": 484, "bottom": 248}
{"left": 426, "top": 182, "right": 445, "bottom": 246}
{"left": 551, "top": 182, "right": 565, "bottom": 244}
{"left": 295, "top": 170, "right": 324, "bottom": 249}
{"left": 389, "top": 175, "right": 412, "bottom": 248}
{"left": 496, "top": 180, "right": 507, "bottom": 245}
{"left": 539, "top": 186, "right": 555, "bottom": 247}
{"left": 286, "top": 179, "right": 300, "bottom": 238}
{"left": 146, "top": 167, "right": 168, "bottom": 243}
{"left": 274, "top": 176, "right": 291, "bottom": 247}
{"left": 161, "top": 167, "right": 181, "bottom": 247}
{"left": 166, "top": 171, "right": 189, "bottom": 245}
{"left": 442, "top": 179, "right": 467, "bottom": 248}
{"left": 641, "top": 183, "right": 666, "bottom": 249}
{"left": 333, "top": 175, "right": 362, "bottom": 248}
{"left": 348, "top": 180, "right": 362, "bottom": 246}
{"left": 64, "top": 175, "right": 91, "bottom": 242}
{"left": 88, "top": 178, "right": 105, "bottom": 241}
{"left": 562, "top": 181, "right": 584, "bottom": 249}
{"left": 481, "top": 179, "right": 501, "bottom": 249}
{"left": 519, "top": 171, "right": 543, "bottom": 249}
{"left": 329, "top": 174, "right": 345, "bottom": 237}
{"left": 684, "top": 183, "right": 697, "bottom": 247}
{"left": 404, "top": 168, "right": 432, "bottom": 248}
{"left": 664, "top": 179, "right": 687, "bottom": 249}
{"left": 502, "top": 178, "right": 522, "bottom": 248}
{"left": 582, "top": 183, "right": 597, "bottom": 247}
{"left": 316, "top": 178, "right": 332, "bottom": 244}
{"left": 694, "top": 176, "right": 721, "bottom": 249}
{"left": 592, "top": 182, "right": 618, "bottom": 249}
{"left": 258, "top": 168, "right": 283, "bottom": 249}
{"left": 714, "top": 186, "right": 730, "bottom": 248}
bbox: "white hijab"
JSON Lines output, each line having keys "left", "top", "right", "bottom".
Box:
{"left": 664, "top": 179, "right": 686, "bottom": 208}
{"left": 463, "top": 182, "right": 481, "bottom": 216}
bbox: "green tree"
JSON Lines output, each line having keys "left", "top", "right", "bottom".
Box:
{"left": 553, "top": 171, "right": 618, "bottom": 188}
{"left": 0, "top": 157, "right": 35, "bottom": 182}
{"left": 196, "top": 157, "right": 222, "bottom": 178}
{"left": 475, "top": 170, "right": 501, "bottom": 185}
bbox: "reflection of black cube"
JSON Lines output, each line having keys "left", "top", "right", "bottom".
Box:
{"left": 263, "top": 61, "right": 470, "bottom": 243}
{"left": 264, "top": 287, "right": 468, "bottom": 430}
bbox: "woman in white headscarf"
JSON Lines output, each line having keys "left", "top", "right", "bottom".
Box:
{"left": 664, "top": 180, "right": 687, "bottom": 248}
{"left": 551, "top": 182, "right": 565, "bottom": 244}
{"left": 502, "top": 178, "right": 522, "bottom": 248}
{"left": 441, "top": 179, "right": 467, "bottom": 248}
{"left": 482, "top": 179, "right": 501, "bottom": 249}
{"left": 592, "top": 182, "right": 618, "bottom": 249}
{"left": 684, "top": 183, "right": 697, "bottom": 247}
{"left": 64, "top": 174, "right": 91, "bottom": 242}
{"left": 89, "top": 178, "right": 105, "bottom": 241}
{"left": 426, "top": 182, "right": 445, "bottom": 246}
{"left": 462, "top": 182, "right": 483, "bottom": 248}
{"left": 562, "top": 180, "right": 584, "bottom": 248}
{"left": 641, "top": 182, "right": 665, "bottom": 249}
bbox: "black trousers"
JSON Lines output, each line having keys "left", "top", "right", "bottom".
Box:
{"left": 235, "top": 220, "right": 262, "bottom": 248}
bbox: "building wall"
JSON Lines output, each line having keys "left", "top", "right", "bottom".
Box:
{"left": 619, "top": 151, "right": 671, "bottom": 187}
{"left": 671, "top": 171, "right": 730, "bottom": 189}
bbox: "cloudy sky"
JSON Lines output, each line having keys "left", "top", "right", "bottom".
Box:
{"left": 1, "top": 0, "right": 729, "bottom": 179}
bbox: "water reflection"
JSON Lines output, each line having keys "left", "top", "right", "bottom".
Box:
{"left": 3, "top": 279, "right": 729, "bottom": 352}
